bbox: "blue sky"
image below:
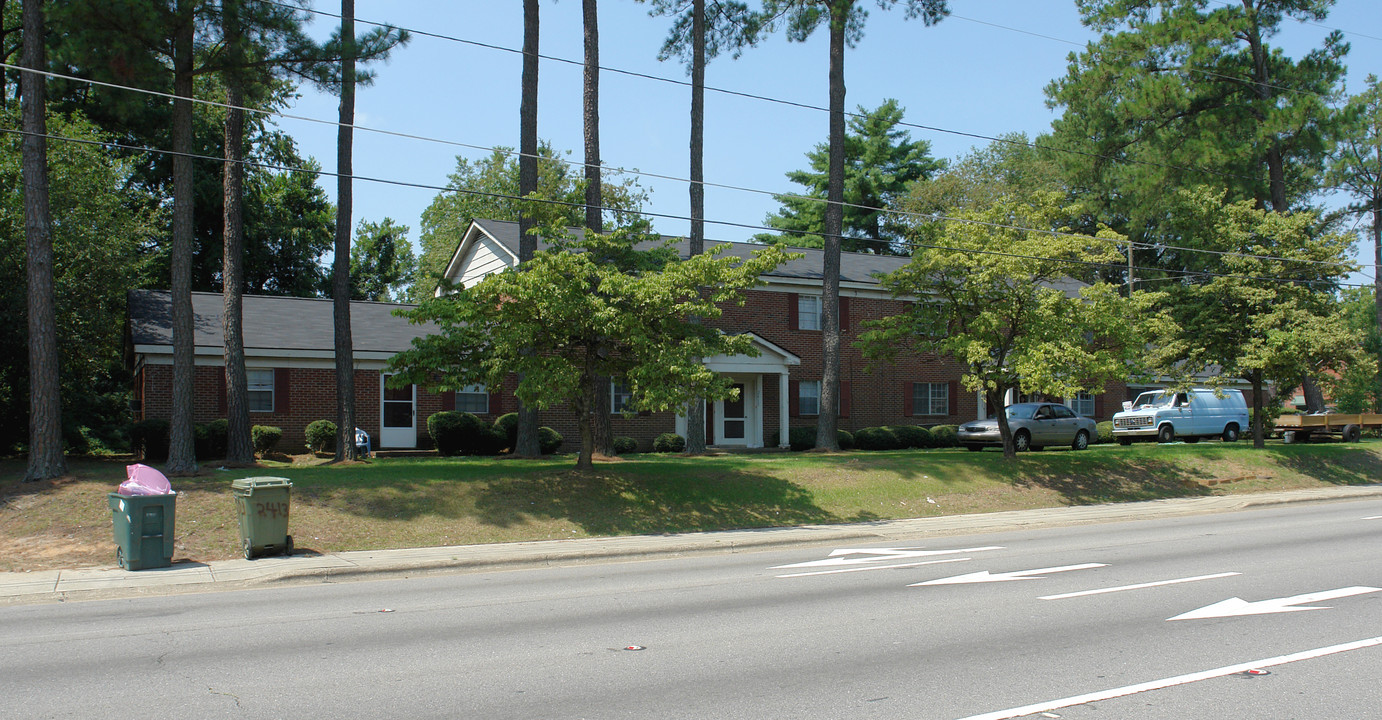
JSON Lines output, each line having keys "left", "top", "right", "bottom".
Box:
{"left": 282, "top": 1, "right": 1381, "bottom": 287}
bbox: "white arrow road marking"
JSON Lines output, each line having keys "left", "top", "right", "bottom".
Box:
{"left": 1364, "top": 515, "right": 1382, "bottom": 520}
{"left": 770, "top": 546, "right": 1004, "bottom": 570}
{"left": 1040, "top": 572, "right": 1241, "bottom": 600}
{"left": 953, "top": 635, "right": 1382, "bottom": 720}
{"left": 910, "top": 563, "right": 1107, "bottom": 586}
{"left": 1168, "top": 586, "right": 1382, "bottom": 621}
{"left": 776, "top": 557, "right": 971, "bottom": 578}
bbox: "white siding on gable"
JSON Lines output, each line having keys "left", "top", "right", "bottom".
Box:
{"left": 451, "top": 234, "right": 516, "bottom": 289}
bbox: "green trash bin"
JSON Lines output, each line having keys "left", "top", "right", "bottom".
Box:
{"left": 107, "top": 492, "right": 176, "bottom": 570}
{"left": 231, "top": 477, "right": 293, "bottom": 559}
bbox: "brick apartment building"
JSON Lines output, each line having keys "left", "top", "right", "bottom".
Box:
{"left": 127, "top": 219, "right": 1130, "bottom": 453}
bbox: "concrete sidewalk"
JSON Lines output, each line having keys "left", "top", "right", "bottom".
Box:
{"left": 5, "top": 485, "right": 1380, "bottom": 605}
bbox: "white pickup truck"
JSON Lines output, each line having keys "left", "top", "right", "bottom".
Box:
{"left": 1112, "top": 388, "right": 1248, "bottom": 444}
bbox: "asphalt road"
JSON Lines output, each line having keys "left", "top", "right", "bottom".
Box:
{"left": 4, "top": 498, "right": 1380, "bottom": 719}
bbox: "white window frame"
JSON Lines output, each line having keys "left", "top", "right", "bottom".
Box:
{"left": 914, "top": 382, "right": 948, "bottom": 416}
{"left": 247, "top": 368, "right": 274, "bottom": 413}
{"left": 797, "top": 294, "right": 821, "bottom": 331}
{"left": 1071, "top": 391, "right": 1096, "bottom": 417}
{"left": 799, "top": 380, "right": 821, "bottom": 416}
{"left": 456, "top": 384, "right": 488, "bottom": 414}
{"left": 611, "top": 380, "right": 634, "bottom": 414}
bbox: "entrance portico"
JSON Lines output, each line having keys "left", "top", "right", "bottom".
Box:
{"left": 675, "top": 333, "right": 800, "bottom": 449}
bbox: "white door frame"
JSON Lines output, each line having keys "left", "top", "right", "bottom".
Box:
{"left": 379, "top": 373, "right": 417, "bottom": 449}
{"left": 714, "top": 374, "right": 760, "bottom": 448}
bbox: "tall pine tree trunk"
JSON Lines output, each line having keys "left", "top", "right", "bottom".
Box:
{"left": 21, "top": 0, "right": 65, "bottom": 482}
{"left": 815, "top": 3, "right": 847, "bottom": 452}
{"left": 683, "top": 0, "right": 707, "bottom": 455}
{"left": 515, "top": 0, "right": 541, "bottom": 457}
{"left": 166, "top": 0, "right": 198, "bottom": 474}
{"left": 583, "top": 0, "right": 614, "bottom": 458}
{"left": 333, "top": 0, "right": 358, "bottom": 461}
{"left": 221, "top": 0, "right": 253, "bottom": 466}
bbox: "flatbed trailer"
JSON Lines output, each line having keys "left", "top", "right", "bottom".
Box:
{"left": 1272, "top": 413, "right": 1382, "bottom": 443}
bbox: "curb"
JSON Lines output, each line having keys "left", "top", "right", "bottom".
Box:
{"left": 5, "top": 484, "right": 1380, "bottom": 606}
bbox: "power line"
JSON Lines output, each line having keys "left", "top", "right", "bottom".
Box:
{"left": 7, "top": 61, "right": 1365, "bottom": 276}
{"left": 1, "top": 124, "right": 1366, "bottom": 291}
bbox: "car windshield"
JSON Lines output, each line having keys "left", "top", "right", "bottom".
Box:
{"left": 1005, "top": 405, "right": 1037, "bottom": 420}
{"left": 1132, "top": 392, "right": 1175, "bottom": 409}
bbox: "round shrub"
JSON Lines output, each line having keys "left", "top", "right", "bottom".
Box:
{"left": 929, "top": 424, "right": 959, "bottom": 448}
{"left": 889, "top": 425, "right": 932, "bottom": 449}
{"left": 854, "top": 426, "right": 901, "bottom": 451}
{"left": 478, "top": 425, "right": 509, "bottom": 455}
{"left": 653, "top": 432, "right": 686, "bottom": 453}
{"left": 837, "top": 429, "right": 855, "bottom": 451}
{"left": 305, "top": 419, "right": 337, "bottom": 454}
{"left": 776, "top": 425, "right": 854, "bottom": 451}
{"left": 494, "top": 412, "right": 518, "bottom": 450}
{"left": 251, "top": 425, "right": 282, "bottom": 456}
{"left": 1096, "top": 421, "right": 1114, "bottom": 444}
{"left": 613, "top": 436, "right": 639, "bottom": 455}
{"left": 427, "top": 411, "right": 490, "bottom": 456}
{"left": 195, "top": 418, "right": 229, "bottom": 459}
{"left": 538, "top": 426, "right": 563, "bottom": 454}
{"left": 128, "top": 419, "right": 169, "bottom": 463}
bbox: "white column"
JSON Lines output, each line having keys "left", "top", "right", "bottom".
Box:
{"left": 779, "top": 372, "right": 791, "bottom": 448}
{"left": 751, "top": 376, "right": 764, "bottom": 448}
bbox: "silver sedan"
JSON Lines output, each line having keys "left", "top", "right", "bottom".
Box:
{"left": 957, "top": 402, "right": 1098, "bottom": 452}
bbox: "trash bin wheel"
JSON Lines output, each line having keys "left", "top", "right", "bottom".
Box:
{"left": 116, "top": 546, "right": 126, "bottom": 570}
{"left": 284, "top": 535, "right": 294, "bottom": 556}
{"left": 243, "top": 537, "right": 255, "bottom": 560}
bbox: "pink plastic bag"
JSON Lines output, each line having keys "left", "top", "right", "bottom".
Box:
{"left": 119, "top": 463, "right": 172, "bottom": 496}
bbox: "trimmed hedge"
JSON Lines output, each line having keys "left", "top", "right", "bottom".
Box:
{"left": 250, "top": 425, "right": 282, "bottom": 456}
{"left": 890, "top": 425, "right": 933, "bottom": 449}
{"left": 854, "top": 426, "right": 902, "bottom": 451}
{"left": 195, "top": 419, "right": 228, "bottom": 459}
{"left": 494, "top": 412, "right": 518, "bottom": 450}
{"left": 929, "top": 424, "right": 959, "bottom": 448}
{"left": 613, "top": 436, "right": 639, "bottom": 455}
{"left": 1096, "top": 421, "right": 1114, "bottom": 444}
{"left": 538, "top": 426, "right": 563, "bottom": 454}
{"left": 773, "top": 425, "right": 855, "bottom": 451}
{"left": 653, "top": 433, "right": 686, "bottom": 453}
{"left": 305, "top": 419, "right": 337, "bottom": 453}
{"left": 428, "top": 411, "right": 493, "bottom": 456}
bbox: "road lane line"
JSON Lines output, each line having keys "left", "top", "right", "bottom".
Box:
{"left": 1039, "top": 572, "right": 1241, "bottom": 600}
{"left": 775, "top": 558, "right": 970, "bottom": 578}
{"left": 952, "top": 635, "right": 1382, "bottom": 720}
{"left": 1364, "top": 515, "right": 1382, "bottom": 520}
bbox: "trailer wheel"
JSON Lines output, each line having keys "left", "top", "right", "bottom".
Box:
{"left": 1343, "top": 424, "right": 1362, "bottom": 443}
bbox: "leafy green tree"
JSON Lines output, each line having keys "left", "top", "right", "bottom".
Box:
{"left": 1327, "top": 287, "right": 1380, "bottom": 412}
{"left": 0, "top": 109, "right": 159, "bottom": 458}
{"left": 860, "top": 192, "right": 1164, "bottom": 459}
{"left": 1326, "top": 74, "right": 1382, "bottom": 363}
{"left": 758, "top": 99, "right": 943, "bottom": 254}
{"left": 348, "top": 218, "right": 416, "bottom": 302}
{"left": 240, "top": 136, "right": 335, "bottom": 296}
{"left": 756, "top": 0, "right": 949, "bottom": 452}
{"left": 388, "top": 224, "right": 795, "bottom": 469}
{"left": 412, "top": 143, "right": 648, "bottom": 300}
{"left": 1045, "top": 0, "right": 1347, "bottom": 271}
{"left": 1163, "top": 188, "right": 1362, "bottom": 446}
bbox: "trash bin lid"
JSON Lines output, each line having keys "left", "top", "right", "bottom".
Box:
{"left": 231, "top": 476, "right": 293, "bottom": 491}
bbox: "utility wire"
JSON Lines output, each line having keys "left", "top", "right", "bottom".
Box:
{"left": 7, "top": 61, "right": 1364, "bottom": 276}
{"left": 1, "top": 124, "right": 1366, "bottom": 291}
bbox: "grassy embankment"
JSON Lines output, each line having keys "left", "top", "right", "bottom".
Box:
{"left": 2, "top": 440, "right": 1379, "bottom": 572}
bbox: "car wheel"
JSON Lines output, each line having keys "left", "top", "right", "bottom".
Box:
{"left": 1222, "top": 424, "right": 1240, "bottom": 443}
{"left": 1072, "top": 430, "right": 1089, "bottom": 451}
{"left": 1157, "top": 424, "right": 1176, "bottom": 443}
{"left": 965, "top": 444, "right": 983, "bottom": 452}
{"left": 1014, "top": 430, "right": 1031, "bottom": 452}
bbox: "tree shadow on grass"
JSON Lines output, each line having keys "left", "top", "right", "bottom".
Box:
{"left": 471, "top": 468, "right": 861, "bottom": 536}
{"left": 1264, "top": 445, "right": 1382, "bottom": 486}
{"left": 1010, "top": 456, "right": 1217, "bottom": 506}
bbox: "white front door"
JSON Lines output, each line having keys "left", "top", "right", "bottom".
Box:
{"left": 380, "top": 374, "right": 417, "bottom": 449}
{"left": 714, "top": 376, "right": 759, "bottom": 447}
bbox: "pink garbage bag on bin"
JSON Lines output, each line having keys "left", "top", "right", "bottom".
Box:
{"left": 119, "top": 463, "right": 172, "bottom": 496}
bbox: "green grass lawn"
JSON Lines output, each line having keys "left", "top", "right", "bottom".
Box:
{"left": 3, "top": 439, "right": 1380, "bottom": 572}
